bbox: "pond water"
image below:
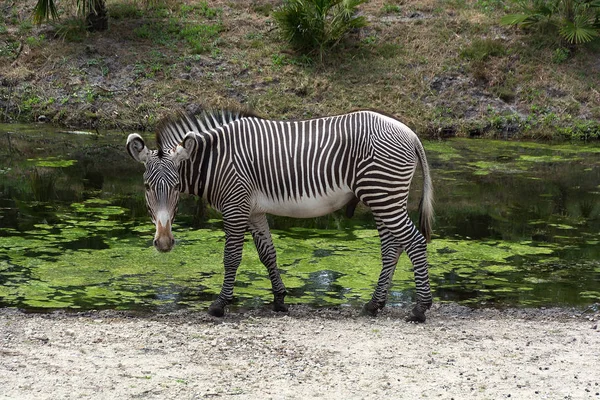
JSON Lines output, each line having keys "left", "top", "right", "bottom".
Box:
{"left": 0, "top": 124, "right": 599, "bottom": 312}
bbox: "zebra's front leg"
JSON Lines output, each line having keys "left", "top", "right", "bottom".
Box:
{"left": 208, "top": 229, "right": 246, "bottom": 317}
{"left": 249, "top": 214, "right": 288, "bottom": 312}
{"left": 364, "top": 220, "right": 402, "bottom": 316}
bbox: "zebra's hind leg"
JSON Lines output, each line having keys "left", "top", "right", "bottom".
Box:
{"left": 249, "top": 214, "right": 288, "bottom": 312}
{"left": 370, "top": 212, "right": 432, "bottom": 323}
{"left": 404, "top": 236, "right": 432, "bottom": 323}
{"left": 363, "top": 218, "right": 402, "bottom": 316}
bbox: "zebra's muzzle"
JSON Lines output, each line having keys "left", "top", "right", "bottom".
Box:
{"left": 154, "top": 218, "right": 175, "bottom": 253}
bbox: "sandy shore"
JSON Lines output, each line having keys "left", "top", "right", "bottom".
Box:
{"left": 1, "top": 304, "right": 599, "bottom": 399}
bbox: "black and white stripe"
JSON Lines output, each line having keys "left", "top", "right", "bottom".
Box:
{"left": 127, "top": 106, "right": 434, "bottom": 321}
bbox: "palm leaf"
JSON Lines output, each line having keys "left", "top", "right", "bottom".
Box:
{"left": 33, "top": 0, "right": 59, "bottom": 24}
{"left": 500, "top": 13, "right": 542, "bottom": 26}
{"left": 274, "top": 0, "right": 367, "bottom": 57}
{"left": 77, "top": 0, "right": 99, "bottom": 17}
{"left": 559, "top": 19, "right": 599, "bottom": 42}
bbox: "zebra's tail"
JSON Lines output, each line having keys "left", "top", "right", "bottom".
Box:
{"left": 415, "top": 137, "right": 434, "bottom": 243}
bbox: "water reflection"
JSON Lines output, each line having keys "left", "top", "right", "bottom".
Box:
{"left": 0, "top": 125, "right": 599, "bottom": 312}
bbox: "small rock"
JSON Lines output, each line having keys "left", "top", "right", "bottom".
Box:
{"left": 34, "top": 336, "right": 49, "bottom": 344}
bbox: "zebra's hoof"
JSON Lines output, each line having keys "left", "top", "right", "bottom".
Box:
{"left": 362, "top": 301, "right": 380, "bottom": 316}
{"left": 207, "top": 305, "right": 225, "bottom": 317}
{"left": 208, "top": 299, "right": 228, "bottom": 317}
{"left": 405, "top": 307, "right": 427, "bottom": 323}
{"left": 273, "top": 293, "right": 288, "bottom": 312}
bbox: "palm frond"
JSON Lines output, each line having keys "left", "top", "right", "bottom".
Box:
{"left": 77, "top": 0, "right": 99, "bottom": 17}
{"left": 500, "top": 13, "right": 541, "bottom": 26}
{"left": 559, "top": 18, "right": 599, "bottom": 42}
{"left": 33, "top": 0, "right": 59, "bottom": 24}
{"left": 274, "top": 0, "right": 367, "bottom": 58}
{"left": 501, "top": 0, "right": 600, "bottom": 45}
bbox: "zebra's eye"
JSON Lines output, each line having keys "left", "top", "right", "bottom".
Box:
{"left": 144, "top": 183, "right": 150, "bottom": 191}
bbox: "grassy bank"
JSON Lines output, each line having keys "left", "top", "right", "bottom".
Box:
{"left": 1, "top": 0, "right": 599, "bottom": 140}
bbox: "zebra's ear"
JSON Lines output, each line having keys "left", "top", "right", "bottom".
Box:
{"left": 126, "top": 134, "right": 149, "bottom": 163}
{"left": 173, "top": 132, "right": 196, "bottom": 165}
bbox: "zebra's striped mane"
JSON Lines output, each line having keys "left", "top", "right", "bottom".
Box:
{"left": 155, "top": 105, "right": 261, "bottom": 157}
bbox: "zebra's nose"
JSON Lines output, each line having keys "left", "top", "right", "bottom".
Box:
{"left": 153, "top": 236, "right": 175, "bottom": 252}
{"left": 154, "top": 215, "right": 175, "bottom": 252}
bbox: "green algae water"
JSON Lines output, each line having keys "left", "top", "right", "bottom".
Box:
{"left": 1, "top": 124, "right": 599, "bottom": 312}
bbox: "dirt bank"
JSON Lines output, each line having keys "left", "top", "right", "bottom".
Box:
{"left": 1, "top": 0, "right": 599, "bottom": 139}
{"left": 1, "top": 304, "right": 599, "bottom": 399}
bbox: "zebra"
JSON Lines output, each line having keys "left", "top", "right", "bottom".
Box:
{"left": 126, "top": 106, "right": 434, "bottom": 322}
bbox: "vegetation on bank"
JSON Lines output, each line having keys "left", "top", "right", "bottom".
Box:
{"left": 0, "top": 0, "right": 599, "bottom": 140}
{"left": 273, "top": 0, "right": 368, "bottom": 61}
{"left": 501, "top": 0, "right": 600, "bottom": 45}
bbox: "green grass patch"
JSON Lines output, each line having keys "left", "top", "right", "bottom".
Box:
{"left": 109, "top": 3, "right": 141, "bottom": 19}
{"left": 381, "top": 3, "right": 402, "bottom": 14}
{"left": 133, "top": 17, "right": 222, "bottom": 54}
{"left": 461, "top": 38, "right": 506, "bottom": 61}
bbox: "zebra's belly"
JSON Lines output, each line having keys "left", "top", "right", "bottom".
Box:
{"left": 254, "top": 190, "right": 355, "bottom": 218}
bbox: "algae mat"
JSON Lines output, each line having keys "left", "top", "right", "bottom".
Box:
{"left": 1, "top": 128, "right": 599, "bottom": 311}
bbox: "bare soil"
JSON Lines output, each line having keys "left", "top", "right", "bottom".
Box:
{"left": 2, "top": 304, "right": 599, "bottom": 399}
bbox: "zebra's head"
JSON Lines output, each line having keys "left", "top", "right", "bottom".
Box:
{"left": 126, "top": 132, "right": 196, "bottom": 252}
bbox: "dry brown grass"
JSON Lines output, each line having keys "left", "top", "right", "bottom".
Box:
{"left": 0, "top": 0, "right": 598, "bottom": 139}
